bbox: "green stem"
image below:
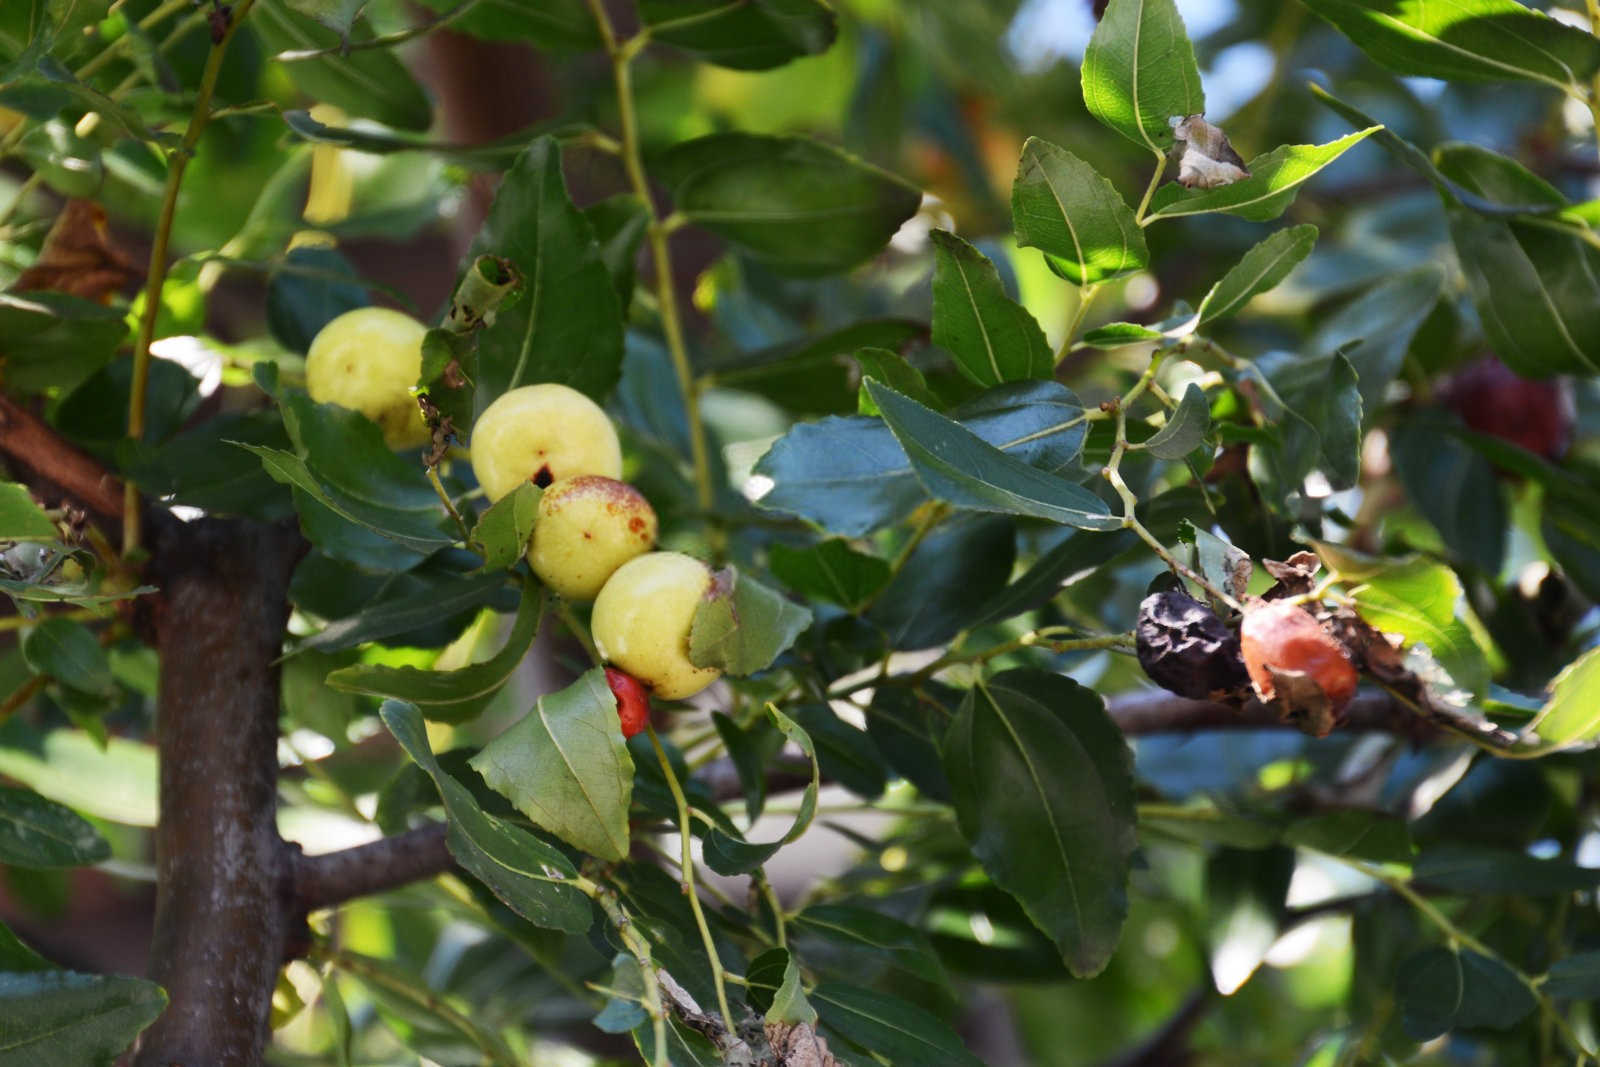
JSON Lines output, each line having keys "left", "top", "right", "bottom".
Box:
{"left": 1586, "top": 0, "right": 1600, "bottom": 158}
{"left": 1055, "top": 283, "right": 1101, "bottom": 366}
{"left": 646, "top": 727, "right": 735, "bottom": 1036}
{"left": 271, "top": 0, "right": 485, "bottom": 60}
{"left": 593, "top": 888, "right": 670, "bottom": 1067}
{"left": 426, "top": 467, "right": 471, "bottom": 541}
{"left": 75, "top": 0, "right": 193, "bottom": 81}
{"left": 584, "top": 0, "right": 719, "bottom": 550}
{"left": 1133, "top": 153, "right": 1169, "bottom": 224}
{"left": 325, "top": 949, "right": 518, "bottom": 1067}
{"left": 123, "top": 0, "right": 256, "bottom": 554}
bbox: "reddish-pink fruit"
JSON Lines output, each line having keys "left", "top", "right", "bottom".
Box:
{"left": 1442, "top": 355, "right": 1572, "bottom": 460}
{"left": 605, "top": 666, "right": 650, "bottom": 739}
{"left": 1240, "top": 601, "right": 1359, "bottom": 713}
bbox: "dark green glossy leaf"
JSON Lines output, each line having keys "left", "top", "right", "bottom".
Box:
{"left": 466, "top": 137, "right": 624, "bottom": 409}
{"left": 944, "top": 669, "right": 1137, "bottom": 977}
{"left": 640, "top": 0, "right": 835, "bottom": 70}
{"left": 856, "top": 348, "right": 939, "bottom": 416}
{"left": 788, "top": 704, "right": 886, "bottom": 801}
{"left": 768, "top": 539, "right": 889, "bottom": 612}
{"left": 0, "top": 484, "right": 55, "bottom": 542}
{"left": 756, "top": 381, "right": 1090, "bottom": 536}
{"left": 1284, "top": 810, "right": 1415, "bottom": 864}
{"left": 766, "top": 953, "right": 816, "bottom": 1026}
{"left": 793, "top": 903, "right": 949, "bottom": 992}
{"left": 281, "top": 108, "right": 586, "bottom": 170}
{"left": 744, "top": 948, "right": 789, "bottom": 1016}
{"left": 0, "top": 291, "right": 127, "bottom": 395}
{"left": 711, "top": 711, "right": 784, "bottom": 820}
{"left": 1309, "top": 264, "right": 1444, "bottom": 417}
{"left": 296, "top": 572, "right": 508, "bottom": 654}
{"left": 1079, "top": 322, "right": 1165, "bottom": 347}
{"left": 1390, "top": 418, "right": 1506, "bottom": 574}
{"left": 20, "top": 619, "right": 112, "bottom": 696}
{"left": 656, "top": 133, "right": 921, "bottom": 276}
{"left": 1081, "top": 0, "right": 1204, "bottom": 155}
{"left": 868, "top": 517, "right": 1015, "bottom": 650}
{"left": 1012, "top": 137, "right": 1146, "bottom": 285}
{"left": 973, "top": 528, "right": 1137, "bottom": 626}
{"left": 265, "top": 246, "right": 367, "bottom": 355}
{"left": 0, "top": 785, "right": 108, "bottom": 868}
{"left": 929, "top": 230, "right": 1051, "bottom": 386}
{"left": 703, "top": 707, "right": 818, "bottom": 874}
{"left": 251, "top": 0, "right": 432, "bottom": 130}
{"left": 126, "top": 412, "right": 295, "bottom": 520}
{"left": 1545, "top": 951, "right": 1600, "bottom": 999}
{"left": 381, "top": 700, "right": 592, "bottom": 930}
{"left": 1414, "top": 845, "right": 1600, "bottom": 894}
{"left": 702, "top": 319, "right": 926, "bottom": 417}
{"left": 468, "top": 483, "right": 540, "bottom": 572}
{"left": 865, "top": 686, "right": 954, "bottom": 802}
{"left": 592, "top": 954, "right": 648, "bottom": 1034}
{"left": 0, "top": 971, "right": 166, "bottom": 1067}
{"left": 1145, "top": 129, "right": 1378, "bottom": 223}
{"left": 1397, "top": 947, "right": 1535, "bottom": 1040}
{"left": 812, "top": 982, "right": 981, "bottom": 1066}
{"left": 325, "top": 579, "right": 541, "bottom": 723}
{"left": 690, "top": 567, "right": 813, "bottom": 676}
{"left": 1142, "top": 382, "right": 1210, "bottom": 460}
{"left": 0, "top": 917, "right": 50, "bottom": 972}
{"left": 867, "top": 381, "right": 1118, "bottom": 531}
{"left": 1197, "top": 224, "right": 1318, "bottom": 325}
{"left": 1302, "top": 0, "right": 1600, "bottom": 90}
{"left": 470, "top": 668, "right": 634, "bottom": 862}
{"left": 585, "top": 194, "right": 650, "bottom": 310}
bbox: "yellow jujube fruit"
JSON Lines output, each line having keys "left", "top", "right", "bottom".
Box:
{"left": 528, "top": 476, "right": 657, "bottom": 601}
{"left": 470, "top": 383, "right": 622, "bottom": 502}
{"left": 305, "top": 307, "right": 431, "bottom": 450}
{"left": 591, "top": 551, "right": 721, "bottom": 701}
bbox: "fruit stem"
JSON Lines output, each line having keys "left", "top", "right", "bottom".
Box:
{"left": 645, "top": 726, "right": 736, "bottom": 1038}
{"left": 553, "top": 600, "right": 600, "bottom": 665}
{"left": 123, "top": 0, "right": 257, "bottom": 555}
{"left": 592, "top": 886, "right": 671, "bottom": 1067}
{"left": 584, "top": 0, "right": 721, "bottom": 556}
{"left": 425, "top": 467, "right": 472, "bottom": 542}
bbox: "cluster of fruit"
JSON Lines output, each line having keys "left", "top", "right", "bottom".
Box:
{"left": 304, "top": 307, "right": 719, "bottom": 737}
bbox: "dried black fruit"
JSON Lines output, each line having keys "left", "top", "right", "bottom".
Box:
{"left": 1136, "top": 589, "right": 1249, "bottom": 700}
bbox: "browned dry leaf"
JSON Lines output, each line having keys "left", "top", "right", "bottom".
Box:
{"left": 13, "top": 199, "right": 140, "bottom": 303}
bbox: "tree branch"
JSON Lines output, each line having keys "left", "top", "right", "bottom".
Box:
{"left": 1107, "top": 688, "right": 1425, "bottom": 738}
{"left": 0, "top": 393, "right": 124, "bottom": 522}
{"left": 293, "top": 822, "right": 454, "bottom": 913}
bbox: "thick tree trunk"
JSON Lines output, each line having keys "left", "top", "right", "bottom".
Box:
{"left": 135, "top": 518, "right": 303, "bottom": 1067}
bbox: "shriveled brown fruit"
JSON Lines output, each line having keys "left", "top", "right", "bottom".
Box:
{"left": 1135, "top": 589, "right": 1250, "bottom": 700}
{"left": 1240, "top": 600, "right": 1359, "bottom": 732}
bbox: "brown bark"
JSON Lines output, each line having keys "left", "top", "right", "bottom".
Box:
{"left": 0, "top": 393, "right": 124, "bottom": 522}
{"left": 293, "top": 822, "right": 453, "bottom": 914}
{"left": 135, "top": 517, "right": 303, "bottom": 1067}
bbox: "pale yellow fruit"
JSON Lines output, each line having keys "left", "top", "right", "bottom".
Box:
{"left": 470, "top": 384, "right": 622, "bottom": 503}
{"left": 528, "top": 476, "right": 657, "bottom": 601}
{"left": 305, "top": 307, "right": 431, "bottom": 450}
{"left": 591, "top": 551, "right": 721, "bottom": 701}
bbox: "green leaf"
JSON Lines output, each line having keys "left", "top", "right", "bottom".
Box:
{"left": 1389, "top": 418, "right": 1505, "bottom": 574}
{"left": 586, "top": 194, "right": 650, "bottom": 310}
{"left": 1309, "top": 264, "right": 1445, "bottom": 417}
{"left": 702, "top": 707, "right": 818, "bottom": 874}
{"left": 711, "top": 711, "right": 783, "bottom": 819}
{"left": 251, "top": 0, "right": 432, "bottom": 130}
{"left": 325, "top": 579, "right": 542, "bottom": 723}
{"left": 1413, "top": 845, "right": 1600, "bottom": 894}
{"left": 943, "top": 669, "right": 1137, "bottom": 977}
{"left": 1012, "top": 137, "right": 1147, "bottom": 285}
{"left": 1544, "top": 952, "right": 1600, "bottom": 999}
{"left": 1338, "top": 554, "right": 1488, "bottom": 697}
{"left": 20, "top": 619, "right": 113, "bottom": 697}
{"left": 281, "top": 108, "right": 580, "bottom": 171}
{"left": 689, "top": 567, "right": 813, "bottom": 676}
{"left": 0, "top": 291, "right": 127, "bottom": 396}
{"left": 592, "top": 954, "right": 649, "bottom": 1034}
{"left": 465, "top": 137, "right": 623, "bottom": 410}
{"left": 380, "top": 700, "right": 592, "bottom": 930}
{"left": 1285, "top": 810, "right": 1415, "bottom": 864}
{"left": 768, "top": 539, "right": 890, "bottom": 612}
{"left": 792, "top": 903, "right": 950, "bottom": 993}
{"left": 468, "top": 483, "right": 541, "bottom": 572}
{"left": 1205, "top": 846, "right": 1292, "bottom": 995}
{"left": 1197, "top": 224, "right": 1318, "bottom": 325}
{"left": 812, "top": 983, "right": 982, "bottom": 1066}
{"left": 1080, "top": 0, "right": 1204, "bottom": 155}
{"left": 656, "top": 133, "right": 922, "bottom": 276}
{"left": 868, "top": 517, "right": 1015, "bottom": 650}
{"left": 1525, "top": 645, "right": 1600, "bottom": 751}
{"left": 1444, "top": 207, "right": 1600, "bottom": 378}
{"left": 409, "top": 0, "right": 598, "bottom": 49}
{"left": 1397, "top": 947, "right": 1535, "bottom": 1040}
{"left": 744, "top": 948, "right": 789, "bottom": 1016}
{"left": 0, "top": 726, "right": 156, "bottom": 827}
{"left": 1145, "top": 128, "right": 1379, "bottom": 223}
{"left": 470, "top": 668, "right": 634, "bottom": 862}
{"left": 1301, "top": 0, "right": 1600, "bottom": 91}
{"left": 1142, "top": 382, "right": 1210, "bottom": 460}
{"left": 124, "top": 412, "right": 295, "bottom": 521}
{"left": 0, "top": 785, "right": 108, "bottom": 868}
{"left": 1079, "top": 322, "right": 1166, "bottom": 347}
{"left": 756, "top": 380, "right": 1090, "bottom": 536}
{"left": 0, "top": 971, "right": 166, "bottom": 1067}
{"left": 855, "top": 349, "right": 938, "bottom": 416}
{"left": 0, "top": 484, "right": 55, "bottom": 542}
{"left": 0, "top": 917, "right": 50, "bottom": 972}
{"left": 703, "top": 319, "right": 926, "bottom": 417}
{"left": 929, "top": 230, "right": 1052, "bottom": 386}
{"left": 639, "top": 0, "right": 835, "bottom": 70}
{"left": 297, "top": 572, "right": 509, "bottom": 654}
{"left": 866, "top": 380, "right": 1119, "bottom": 531}
{"left": 974, "top": 527, "right": 1136, "bottom": 627}
{"left": 265, "top": 246, "right": 367, "bottom": 355}
{"left": 789, "top": 705, "right": 888, "bottom": 800}
{"left": 766, "top": 954, "right": 816, "bottom": 1025}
